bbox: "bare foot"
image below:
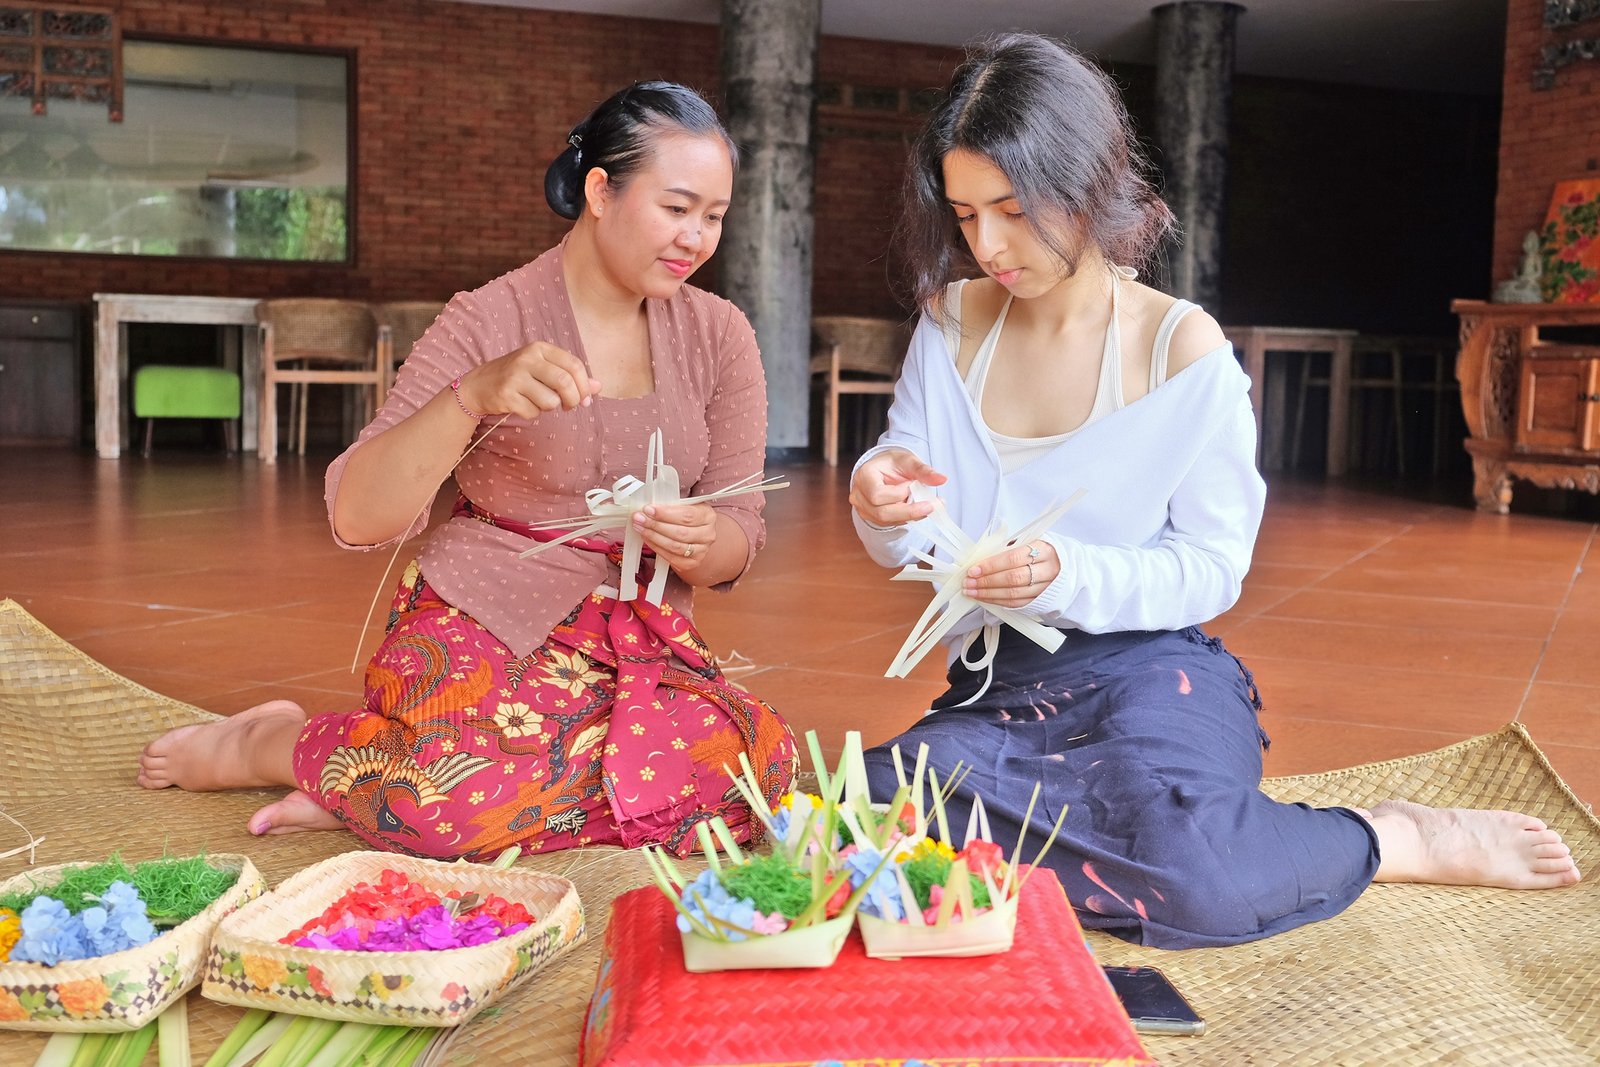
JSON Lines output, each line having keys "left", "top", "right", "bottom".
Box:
{"left": 1365, "top": 798, "right": 1581, "bottom": 890}
{"left": 248, "top": 789, "right": 344, "bottom": 836}
{"left": 137, "top": 700, "right": 307, "bottom": 792}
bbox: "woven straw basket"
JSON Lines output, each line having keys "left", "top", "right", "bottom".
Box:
{"left": 0, "top": 854, "right": 264, "bottom": 1033}
{"left": 678, "top": 911, "right": 852, "bottom": 973}
{"left": 857, "top": 892, "right": 1016, "bottom": 960}
{"left": 202, "top": 851, "right": 584, "bottom": 1027}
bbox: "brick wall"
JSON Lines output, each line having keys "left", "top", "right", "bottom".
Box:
{"left": 1493, "top": 0, "right": 1600, "bottom": 286}
{"left": 0, "top": 0, "right": 720, "bottom": 303}
{"left": 1, "top": 4, "right": 1501, "bottom": 339}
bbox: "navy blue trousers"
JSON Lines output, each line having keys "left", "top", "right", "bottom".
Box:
{"left": 863, "top": 626, "right": 1379, "bottom": 948}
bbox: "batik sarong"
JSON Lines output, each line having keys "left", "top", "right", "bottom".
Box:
{"left": 292, "top": 546, "right": 796, "bottom": 861}
{"left": 863, "top": 625, "right": 1379, "bottom": 949}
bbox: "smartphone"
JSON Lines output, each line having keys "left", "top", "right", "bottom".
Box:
{"left": 1102, "top": 965, "right": 1206, "bottom": 1036}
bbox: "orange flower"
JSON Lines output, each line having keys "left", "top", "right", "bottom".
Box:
{"left": 0, "top": 988, "right": 28, "bottom": 1022}
{"left": 242, "top": 954, "right": 288, "bottom": 990}
{"left": 55, "top": 977, "right": 109, "bottom": 1017}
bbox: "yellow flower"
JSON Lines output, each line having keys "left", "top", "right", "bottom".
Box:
{"left": 629, "top": 722, "right": 645, "bottom": 736}
{"left": 537, "top": 648, "right": 606, "bottom": 697}
{"left": 436, "top": 822, "right": 454, "bottom": 834}
{"left": 0, "top": 907, "right": 20, "bottom": 962}
{"left": 640, "top": 767, "right": 656, "bottom": 781}
{"left": 492, "top": 701, "right": 544, "bottom": 739}
{"left": 670, "top": 737, "right": 686, "bottom": 750}
{"left": 468, "top": 791, "right": 485, "bottom": 806}
{"left": 912, "top": 838, "right": 955, "bottom": 862}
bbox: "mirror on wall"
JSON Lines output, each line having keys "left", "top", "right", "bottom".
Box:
{"left": 0, "top": 39, "right": 350, "bottom": 261}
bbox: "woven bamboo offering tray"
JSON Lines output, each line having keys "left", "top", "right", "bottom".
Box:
{"left": 0, "top": 853, "right": 262, "bottom": 1033}
{"left": 202, "top": 850, "right": 584, "bottom": 1027}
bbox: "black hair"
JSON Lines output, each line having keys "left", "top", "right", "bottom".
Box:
{"left": 896, "top": 33, "right": 1176, "bottom": 319}
{"left": 543, "top": 80, "right": 739, "bottom": 220}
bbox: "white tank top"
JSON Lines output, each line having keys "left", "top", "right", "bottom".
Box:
{"left": 955, "top": 270, "right": 1198, "bottom": 474}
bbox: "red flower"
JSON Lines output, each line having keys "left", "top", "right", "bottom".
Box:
{"left": 957, "top": 839, "right": 1006, "bottom": 880}
{"left": 823, "top": 880, "right": 852, "bottom": 919}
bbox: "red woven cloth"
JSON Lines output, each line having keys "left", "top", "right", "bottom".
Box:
{"left": 579, "top": 867, "right": 1154, "bottom": 1067}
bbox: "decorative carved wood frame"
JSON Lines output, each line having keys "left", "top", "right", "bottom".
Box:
{"left": 0, "top": 3, "right": 122, "bottom": 121}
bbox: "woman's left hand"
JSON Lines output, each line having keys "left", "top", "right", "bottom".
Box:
{"left": 964, "top": 538, "right": 1059, "bottom": 608}
{"left": 633, "top": 502, "right": 718, "bottom": 577}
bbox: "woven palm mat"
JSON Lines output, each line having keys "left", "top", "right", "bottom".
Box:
{"left": 1, "top": 597, "right": 1596, "bottom": 1067}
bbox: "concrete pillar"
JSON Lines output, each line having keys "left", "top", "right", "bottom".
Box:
{"left": 1153, "top": 1, "right": 1242, "bottom": 315}
{"left": 719, "top": 0, "right": 820, "bottom": 456}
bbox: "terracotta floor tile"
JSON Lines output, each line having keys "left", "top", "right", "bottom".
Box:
{"left": 1245, "top": 656, "right": 1526, "bottom": 735}
{"left": 4, "top": 447, "right": 1598, "bottom": 813}
{"left": 1517, "top": 683, "right": 1600, "bottom": 750}
{"left": 1224, "top": 616, "right": 1545, "bottom": 680}
{"left": 1263, "top": 588, "right": 1560, "bottom": 640}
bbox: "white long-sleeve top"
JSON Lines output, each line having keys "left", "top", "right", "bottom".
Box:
{"left": 853, "top": 309, "right": 1267, "bottom": 654}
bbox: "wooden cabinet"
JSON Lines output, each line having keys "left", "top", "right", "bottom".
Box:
{"left": 0, "top": 301, "right": 84, "bottom": 444}
{"left": 1454, "top": 301, "right": 1600, "bottom": 512}
{"left": 1517, "top": 346, "right": 1600, "bottom": 453}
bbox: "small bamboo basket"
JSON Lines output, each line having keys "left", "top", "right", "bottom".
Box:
{"left": 202, "top": 851, "right": 584, "bottom": 1027}
{"left": 0, "top": 853, "right": 263, "bottom": 1033}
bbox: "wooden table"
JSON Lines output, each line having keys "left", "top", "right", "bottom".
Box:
{"left": 1224, "top": 325, "right": 1358, "bottom": 477}
{"left": 93, "top": 293, "right": 262, "bottom": 459}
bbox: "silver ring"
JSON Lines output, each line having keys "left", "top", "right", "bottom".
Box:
{"left": 1026, "top": 562, "right": 1035, "bottom": 586}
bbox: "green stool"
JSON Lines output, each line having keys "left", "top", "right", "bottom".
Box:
{"left": 132, "top": 365, "right": 242, "bottom": 457}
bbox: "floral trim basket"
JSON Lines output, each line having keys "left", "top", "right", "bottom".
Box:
{"left": 201, "top": 851, "right": 584, "bottom": 1027}
{"left": 0, "top": 853, "right": 263, "bottom": 1033}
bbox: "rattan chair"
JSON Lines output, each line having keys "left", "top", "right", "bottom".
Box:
{"left": 255, "top": 299, "right": 382, "bottom": 462}
{"left": 810, "top": 315, "right": 911, "bottom": 466}
{"left": 374, "top": 300, "right": 447, "bottom": 395}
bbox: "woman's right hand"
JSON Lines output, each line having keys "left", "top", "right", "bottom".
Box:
{"left": 849, "top": 449, "right": 948, "bottom": 528}
{"left": 456, "top": 340, "right": 602, "bottom": 418}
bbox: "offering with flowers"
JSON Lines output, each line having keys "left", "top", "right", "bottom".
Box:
{"left": 202, "top": 848, "right": 583, "bottom": 1028}
{"left": 0, "top": 850, "right": 262, "bottom": 1065}
{"left": 279, "top": 867, "right": 535, "bottom": 953}
{"left": 845, "top": 736, "right": 1069, "bottom": 960}
{"left": 643, "top": 732, "right": 897, "bottom": 972}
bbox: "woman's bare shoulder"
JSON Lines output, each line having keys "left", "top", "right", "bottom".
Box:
{"left": 1167, "top": 306, "right": 1228, "bottom": 374}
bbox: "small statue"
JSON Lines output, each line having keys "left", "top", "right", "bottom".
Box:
{"left": 1493, "top": 231, "right": 1544, "bottom": 303}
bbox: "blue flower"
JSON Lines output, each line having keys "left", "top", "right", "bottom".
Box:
{"left": 675, "top": 869, "right": 760, "bottom": 942}
{"left": 14, "top": 897, "right": 91, "bottom": 965}
{"left": 844, "top": 846, "right": 905, "bottom": 921}
{"left": 77, "top": 882, "right": 157, "bottom": 956}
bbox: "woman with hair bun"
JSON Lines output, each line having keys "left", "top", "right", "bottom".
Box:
{"left": 852, "top": 33, "right": 1579, "bottom": 948}
{"left": 139, "top": 81, "right": 798, "bottom": 861}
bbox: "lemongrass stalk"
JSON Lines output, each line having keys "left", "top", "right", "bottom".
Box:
{"left": 65, "top": 1033, "right": 107, "bottom": 1067}
{"left": 204, "top": 1008, "right": 270, "bottom": 1067}
{"left": 376, "top": 1028, "right": 434, "bottom": 1067}
{"left": 250, "top": 1015, "right": 310, "bottom": 1067}
{"left": 158, "top": 996, "right": 190, "bottom": 1067}
{"left": 301, "top": 1022, "right": 385, "bottom": 1067}
{"left": 222, "top": 1012, "right": 294, "bottom": 1067}
{"left": 489, "top": 845, "right": 522, "bottom": 870}
{"left": 269, "top": 1017, "right": 340, "bottom": 1067}
{"left": 31, "top": 1032, "right": 81, "bottom": 1067}
{"left": 103, "top": 1021, "right": 157, "bottom": 1067}
{"left": 349, "top": 1025, "right": 411, "bottom": 1066}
